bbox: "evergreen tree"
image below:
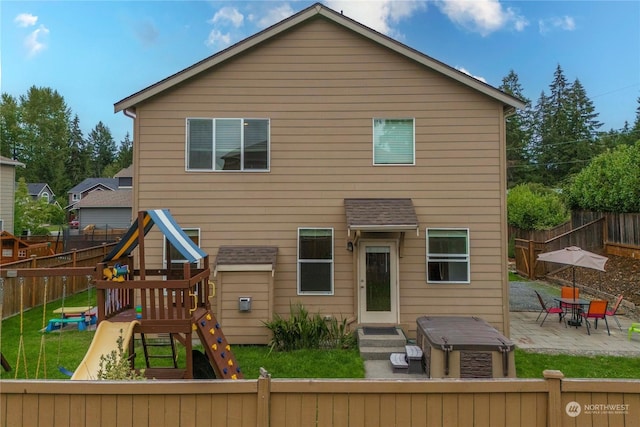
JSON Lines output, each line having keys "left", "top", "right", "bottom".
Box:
{"left": 117, "top": 132, "right": 133, "bottom": 169}
{"left": 565, "top": 79, "right": 602, "bottom": 171}
{"left": 0, "top": 93, "right": 22, "bottom": 160}
{"left": 66, "top": 115, "right": 90, "bottom": 186}
{"left": 17, "top": 86, "right": 71, "bottom": 196}
{"left": 531, "top": 65, "right": 602, "bottom": 186}
{"left": 632, "top": 97, "right": 640, "bottom": 142}
{"left": 87, "top": 121, "right": 116, "bottom": 177}
{"left": 500, "top": 70, "right": 534, "bottom": 187}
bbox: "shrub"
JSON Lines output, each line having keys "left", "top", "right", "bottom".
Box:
{"left": 507, "top": 183, "right": 570, "bottom": 230}
{"left": 97, "top": 331, "right": 146, "bottom": 380}
{"left": 567, "top": 142, "right": 640, "bottom": 213}
{"left": 263, "top": 303, "right": 355, "bottom": 352}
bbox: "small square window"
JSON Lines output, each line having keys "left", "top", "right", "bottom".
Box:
{"left": 426, "top": 228, "right": 470, "bottom": 283}
{"left": 373, "top": 118, "right": 415, "bottom": 165}
{"left": 297, "top": 228, "right": 334, "bottom": 294}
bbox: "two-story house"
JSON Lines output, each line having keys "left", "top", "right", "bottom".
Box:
{"left": 67, "top": 167, "right": 133, "bottom": 230}
{"left": 26, "top": 183, "right": 59, "bottom": 207}
{"left": 114, "top": 3, "right": 524, "bottom": 344}
{"left": 0, "top": 156, "right": 25, "bottom": 233}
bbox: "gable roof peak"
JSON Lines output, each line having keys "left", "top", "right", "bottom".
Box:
{"left": 115, "top": 2, "right": 524, "bottom": 112}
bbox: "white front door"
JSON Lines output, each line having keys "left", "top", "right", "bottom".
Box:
{"left": 359, "top": 241, "right": 398, "bottom": 324}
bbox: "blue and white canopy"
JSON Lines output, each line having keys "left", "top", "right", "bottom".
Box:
{"left": 103, "top": 209, "right": 207, "bottom": 263}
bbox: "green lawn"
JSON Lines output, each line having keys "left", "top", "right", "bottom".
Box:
{"left": 1, "top": 291, "right": 638, "bottom": 380}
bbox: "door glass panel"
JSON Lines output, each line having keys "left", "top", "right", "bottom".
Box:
{"left": 366, "top": 246, "right": 391, "bottom": 312}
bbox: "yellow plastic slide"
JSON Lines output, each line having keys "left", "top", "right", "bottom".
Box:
{"left": 71, "top": 320, "right": 139, "bottom": 380}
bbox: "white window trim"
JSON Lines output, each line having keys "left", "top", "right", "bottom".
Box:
{"left": 372, "top": 118, "right": 416, "bottom": 166}
{"left": 163, "top": 228, "right": 201, "bottom": 269}
{"left": 297, "top": 227, "right": 334, "bottom": 295}
{"left": 185, "top": 117, "right": 271, "bottom": 172}
{"left": 426, "top": 227, "right": 470, "bottom": 284}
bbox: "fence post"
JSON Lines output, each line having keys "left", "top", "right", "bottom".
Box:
{"left": 72, "top": 249, "right": 78, "bottom": 292}
{"left": 256, "top": 369, "right": 271, "bottom": 427}
{"left": 528, "top": 240, "right": 535, "bottom": 280}
{"left": 544, "top": 369, "right": 564, "bottom": 427}
{"left": 30, "top": 255, "right": 38, "bottom": 307}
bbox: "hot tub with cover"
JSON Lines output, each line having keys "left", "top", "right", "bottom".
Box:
{"left": 416, "top": 316, "right": 516, "bottom": 378}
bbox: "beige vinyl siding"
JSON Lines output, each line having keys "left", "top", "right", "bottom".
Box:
{"left": 132, "top": 18, "right": 509, "bottom": 335}
{"left": 0, "top": 165, "right": 17, "bottom": 233}
{"left": 216, "top": 271, "right": 273, "bottom": 345}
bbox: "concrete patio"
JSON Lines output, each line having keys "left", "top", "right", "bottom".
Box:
{"left": 365, "top": 307, "right": 640, "bottom": 379}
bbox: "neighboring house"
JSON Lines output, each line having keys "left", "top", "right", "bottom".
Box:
{"left": 114, "top": 4, "right": 524, "bottom": 344}
{"left": 66, "top": 178, "right": 118, "bottom": 210}
{"left": 74, "top": 189, "right": 132, "bottom": 230}
{"left": 0, "top": 156, "right": 25, "bottom": 234}
{"left": 26, "top": 183, "right": 60, "bottom": 207}
{"left": 114, "top": 165, "right": 133, "bottom": 189}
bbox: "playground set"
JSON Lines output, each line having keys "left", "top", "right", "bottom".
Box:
{"left": 1, "top": 209, "right": 242, "bottom": 380}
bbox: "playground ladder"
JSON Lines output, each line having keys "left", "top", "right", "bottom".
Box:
{"left": 140, "top": 333, "right": 178, "bottom": 369}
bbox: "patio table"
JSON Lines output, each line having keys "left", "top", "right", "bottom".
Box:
{"left": 554, "top": 297, "right": 589, "bottom": 327}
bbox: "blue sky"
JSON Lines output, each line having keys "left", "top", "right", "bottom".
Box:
{"left": 3, "top": 1, "right": 639, "bottom": 145}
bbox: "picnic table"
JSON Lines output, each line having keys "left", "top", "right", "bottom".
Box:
{"left": 46, "top": 306, "right": 96, "bottom": 332}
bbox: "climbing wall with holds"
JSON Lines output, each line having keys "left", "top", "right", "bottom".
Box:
{"left": 193, "top": 310, "right": 243, "bottom": 380}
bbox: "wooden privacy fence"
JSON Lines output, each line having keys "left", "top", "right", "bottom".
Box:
{"left": 1, "top": 371, "right": 639, "bottom": 427}
{"left": 515, "top": 217, "right": 605, "bottom": 279}
{"left": 0, "top": 243, "right": 117, "bottom": 318}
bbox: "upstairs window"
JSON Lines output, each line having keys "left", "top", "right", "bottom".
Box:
{"left": 426, "top": 228, "right": 470, "bottom": 283}
{"left": 187, "top": 118, "right": 269, "bottom": 171}
{"left": 373, "top": 118, "right": 415, "bottom": 165}
{"left": 297, "top": 228, "right": 334, "bottom": 295}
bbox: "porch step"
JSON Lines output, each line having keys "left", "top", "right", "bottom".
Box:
{"left": 359, "top": 345, "right": 407, "bottom": 361}
{"left": 357, "top": 327, "right": 408, "bottom": 360}
{"left": 357, "top": 328, "right": 406, "bottom": 348}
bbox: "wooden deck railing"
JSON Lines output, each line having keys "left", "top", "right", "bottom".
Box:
{"left": 95, "top": 261, "right": 211, "bottom": 326}
{"left": 1, "top": 371, "right": 638, "bottom": 426}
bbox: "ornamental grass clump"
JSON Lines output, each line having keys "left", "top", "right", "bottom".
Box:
{"left": 263, "top": 303, "right": 355, "bottom": 352}
{"left": 97, "top": 331, "right": 146, "bottom": 380}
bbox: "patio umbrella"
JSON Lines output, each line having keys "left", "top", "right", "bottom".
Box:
{"left": 537, "top": 246, "right": 608, "bottom": 299}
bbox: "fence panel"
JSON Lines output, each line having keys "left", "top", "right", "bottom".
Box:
{"left": 1, "top": 376, "right": 638, "bottom": 427}
{"left": 0, "top": 243, "right": 117, "bottom": 319}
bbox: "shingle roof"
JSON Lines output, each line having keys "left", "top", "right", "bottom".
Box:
{"left": 114, "top": 165, "right": 133, "bottom": 178}
{"left": 75, "top": 189, "right": 132, "bottom": 208}
{"left": 0, "top": 156, "right": 25, "bottom": 167}
{"left": 26, "top": 183, "right": 53, "bottom": 197}
{"left": 344, "top": 198, "right": 418, "bottom": 234}
{"left": 215, "top": 246, "right": 278, "bottom": 267}
{"left": 68, "top": 178, "right": 118, "bottom": 194}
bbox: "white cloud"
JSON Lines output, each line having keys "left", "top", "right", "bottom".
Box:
{"left": 15, "top": 13, "right": 38, "bottom": 27}
{"left": 209, "top": 7, "right": 244, "bottom": 28}
{"left": 435, "top": 0, "right": 528, "bottom": 36}
{"left": 539, "top": 16, "right": 576, "bottom": 34}
{"left": 206, "top": 29, "right": 232, "bottom": 48}
{"left": 25, "top": 25, "right": 49, "bottom": 57}
{"left": 456, "top": 66, "right": 487, "bottom": 83}
{"left": 326, "top": 0, "right": 427, "bottom": 36}
{"left": 252, "top": 3, "right": 295, "bottom": 29}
